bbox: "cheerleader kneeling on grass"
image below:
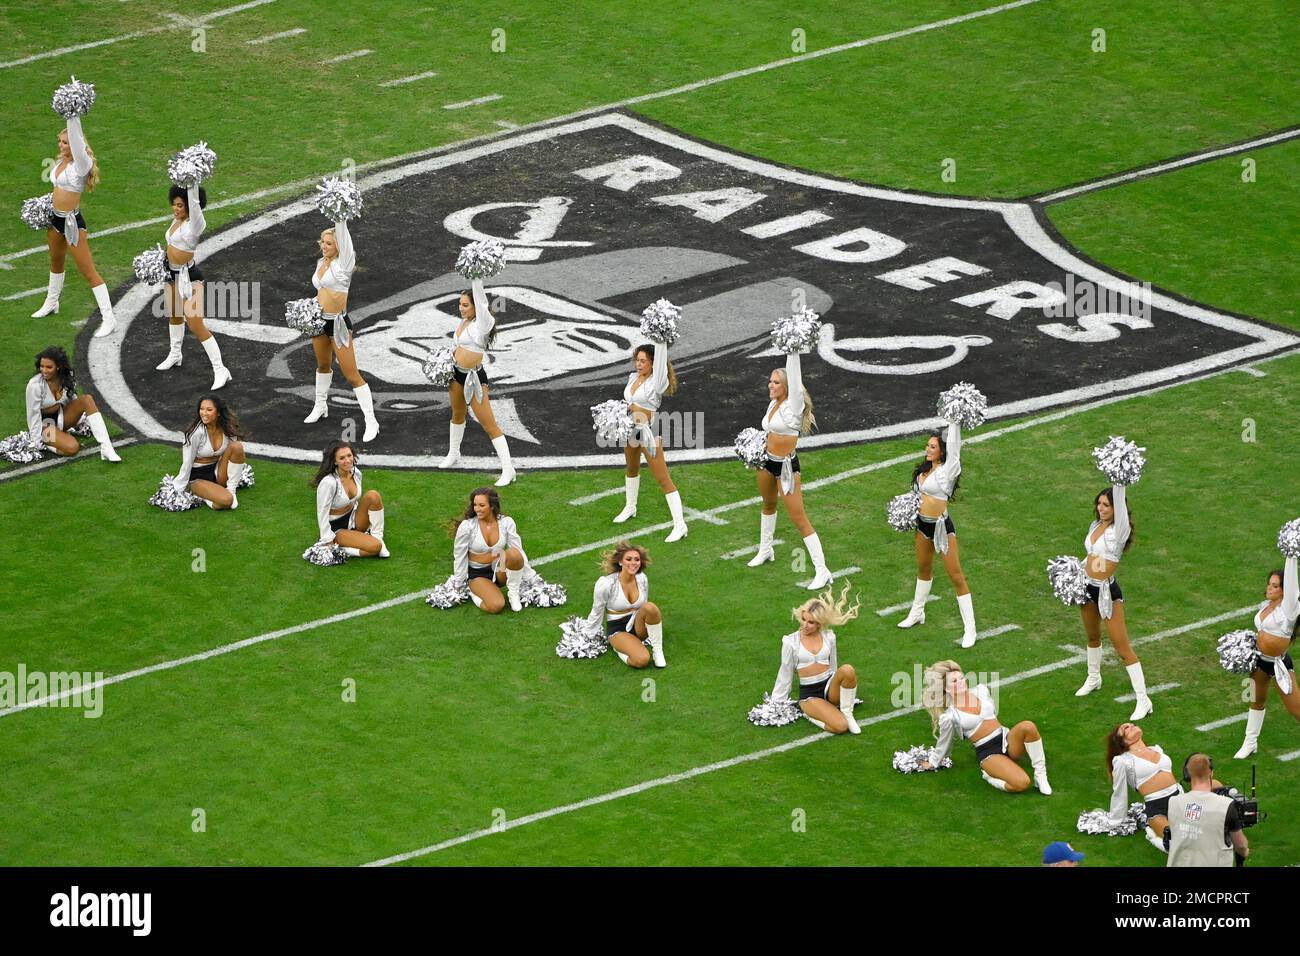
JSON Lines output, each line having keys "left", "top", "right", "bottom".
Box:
{"left": 311, "top": 440, "right": 388, "bottom": 558}
{"left": 582, "top": 541, "right": 667, "bottom": 669}
{"left": 767, "top": 583, "right": 862, "bottom": 734}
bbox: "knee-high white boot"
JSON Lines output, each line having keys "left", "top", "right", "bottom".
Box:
{"left": 224, "top": 462, "right": 245, "bottom": 511}
{"left": 91, "top": 283, "right": 117, "bottom": 338}
{"left": 32, "top": 272, "right": 65, "bottom": 317}
{"left": 981, "top": 770, "right": 1008, "bottom": 791}
{"left": 368, "top": 507, "right": 388, "bottom": 558}
{"left": 1126, "top": 661, "right": 1153, "bottom": 719}
{"left": 157, "top": 322, "right": 185, "bottom": 370}
{"left": 491, "top": 435, "right": 515, "bottom": 486}
{"left": 613, "top": 475, "right": 639, "bottom": 523}
{"left": 803, "top": 532, "right": 831, "bottom": 590}
{"left": 839, "top": 685, "right": 860, "bottom": 734}
{"left": 646, "top": 621, "right": 666, "bottom": 668}
{"left": 1235, "top": 708, "right": 1265, "bottom": 759}
{"left": 957, "top": 592, "right": 977, "bottom": 648}
{"left": 664, "top": 490, "right": 688, "bottom": 543}
{"left": 506, "top": 566, "right": 523, "bottom": 611}
{"left": 304, "top": 371, "right": 331, "bottom": 423}
{"left": 439, "top": 422, "right": 465, "bottom": 468}
{"left": 1025, "top": 738, "right": 1051, "bottom": 795}
{"left": 85, "top": 412, "right": 121, "bottom": 462}
{"left": 747, "top": 512, "right": 777, "bottom": 566}
{"left": 897, "top": 578, "right": 932, "bottom": 629}
{"left": 1075, "top": 646, "right": 1102, "bottom": 696}
{"left": 201, "top": 336, "right": 231, "bottom": 390}
{"left": 353, "top": 384, "right": 379, "bottom": 442}
{"left": 1145, "top": 826, "right": 1167, "bottom": 853}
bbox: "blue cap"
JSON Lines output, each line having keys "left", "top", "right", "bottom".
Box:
{"left": 1042, "top": 841, "right": 1085, "bottom": 864}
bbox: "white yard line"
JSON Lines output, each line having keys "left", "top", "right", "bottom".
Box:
{"left": 796, "top": 566, "right": 861, "bottom": 587}
{"left": 877, "top": 595, "right": 941, "bottom": 616}
{"left": 324, "top": 49, "right": 373, "bottom": 64}
{"left": 720, "top": 540, "right": 786, "bottom": 560}
{"left": 1197, "top": 713, "right": 1249, "bottom": 732}
{"left": 568, "top": 486, "right": 625, "bottom": 505}
{"left": 1277, "top": 748, "right": 1300, "bottom": 762}
{"left": 246, "top": 28, "right": 305, "bottom": 45}
{"left": 1235, "top": 366, "right": 1266, "bottom": 378}
{"left": 380, "top": 71, "right": 438, "bottom": 88}
{"left": 953, "top": 623, "right": 1020, "bottom": 645}
{"left": 683, "top": 507, "right": 728, "bottom": 526}
{"left": 0, "top": 438, "right": 138, "bottom": 483}
{"left": 1114, "top": 682, "right": 1180, "bottom": 703}
{"left": 3, "top": 286, "right": 47, "bottom": 301}
{"left": 444, "top": 94, "right": 503, "bottom": 110}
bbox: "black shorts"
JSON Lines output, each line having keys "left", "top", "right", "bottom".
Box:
{"left": 312, "top": 313, "right": 353, "bottom": 341}
{"left": 452, "top": 364, "right": 489, "bottom": 387}
{"left": 916, "top": 513, "right": 956, "bottom": 537}
{"left": 1144, "top": 787, "right": 1182, "bottom": 821}
{"left": 1256, "top": 652, "right": 1295, "bottom": 678}
{"left": 468, "top": 563, "right": 498, "bottom": 582}
{"left": 975, "top": 727, "right": 1010, "bottom": 763}
{"left": 165, "top": 258, "right": 205, "bottom": 283}
{"left": 329, "top": 511, "right": 354, "bottom": 533}
{"left": 1084, "top": 579, "right": 1123, "bottom": 605}
{"left": 762, "top": 454, "right": 799, "bottom": 479}
{"left": 190, "top": 462, "right": 219, "bottom": 485}
{"left": 606, "top": 612, "right": 637, "bottom": 637}
{"left": 48, "top": 209, "right": 87, "bottom": 232}
{"left": 798, "top": 676, "right": 831, "bottom": 702}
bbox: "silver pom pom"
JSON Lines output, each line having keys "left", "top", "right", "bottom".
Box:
{"left": 20, "top": 194, "right": 54, "bottom": 231}
{"left": 747, "top": 693, "right": 803, "bottom": 727}
{"left": 1076, "top": 803, "right": 1148, "bottom": 837}
{"left": 1216, "top": 629, "right": 1258, "bottom": 676}
{"left": 1047, "top": 555, "right": 1090, "bottom": 606}
{"left": 132, "top": 245, "right": 169, "bottom": 286}
{"left": 887, "top": 490, "right": 921, "bottom": 533}
{"left": 1277, "top": 518, "right": 1300, "bottom": 559}
{"left": 455, "top": 238, "right": 507, "bottom": 280}
{"left": 285, "top": 297, "right": 326, "bottom": 337}
{"left": 149, "top": 474, "right": 203, "bottom": 512}
{"left": 167, "top": 141, "right": 218, "bottom": 188}
{"left": 936, "top": 382, "right": 988, "bottom": 430}
{"left": 555, "top": 616, "right": 608, "bottom": 659}
{"left": 421, "top": 346, "right": 456, "bottom": 387}
{"left": 591, "top": 399, "right": 635, "bottom": 445}
{"left": 315, "top": 176, "right": 362, "bottom": 222}
{"left": 770, "top": 308, "right": 821, "bottom": 354}
{"left": 303, "top": 542, "right": 349, "bottom": 567}
{"left": 66, "top": 419, "right": 92, "bottom": 438}
{"left": 236, "top": 464, "right": 254, "bottom": 489}
{"left": 51, "top": 76, "right": 96, "bottom": 118}
{"left": 892, "top": 744, "right": 952, "bottom": 773}
{"left": 1092, "top": 435, "right": 1146, "bottom": 486}
{"left": 734, "top": 427, "right": 769, "bottom": 469}
{"left": 0, "top": 431, "right": 46, "bottom": 464}
{"left": 426, "top": 575, "right": 471, "bottom": 609}
{"left": 639, "top": 298, "right": 681, "bottom": 346}
{"left": 517, "top": 571, "right": 567, "bottom": 609}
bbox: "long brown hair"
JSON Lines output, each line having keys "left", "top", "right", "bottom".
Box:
{"left": 1104, "top": 724, "right": 1130, "bottom": 779}
{"left": 182, "top": 394, "right": 244, "bottom": 445}
{"left": 460, "top": 288, "right": 498, "bottom": 348}
{"left": 601, "top": 540, "right": 651, "bottom": 575}
{"left": 633, "top": 344, "right": 677, "bottom": 395}
{"left": 1094, "top": 487, "right": 1134, "bottom": 552}
{"left": 911, "top": 430, "right": 961, "bottom": 500}
{"left": 311, "top": 441, "right": 356, "bottom": 486}
{"left": 446, "top": 486, "right": 503, "bottom": 537}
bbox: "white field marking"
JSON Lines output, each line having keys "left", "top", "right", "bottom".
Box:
{"left": 364, "top": 603, "right": 1247, "bottom": 865}
{"left": 4, "top": 286, "right": 47, "bottom": 300}
{"left": 1277, "top": 748, "right": 1300, "bottom": 762}
{"left": 740, "top": 210, "right": 833, "bottom": 238}
{"left": 444, "top": 94, "right": 504, "bottom": 110}
{"left": 1197, "top": 713, "right": 1249, "bottom": 732}
{"left": 1, "top": 0, "right": 1043, "bottom": 260}
{"left": 720, "top": 539, "right": 786, "bottom": 560}
{"left": 494, "top": 120, "right": 520, "bottom": 130}
{"left": 0, "top": 438, "right": 138, "bottom": 483}
{"left": 1235, "top": 366, "right": 1266, "bottom": 378}
{"left": 683, "top": 507, "right": 728, "bottom": 526}
{"left": 877, "top": 594, "right": 941, "bottom": 616}
{"left": 1114, "top": 682, "right": 1180, "bottom": 702}
{"left": 0, "top": 0, "right": 278, "bottom": 69}
{"left": 796, "top": 566, "right": 861, "bottom": 587}
{"left": 1036, "top": 127, "right": 1300, "bottom": 204}
{"left": 568, "top": 486, "right": 626, "bottom": 505}
{"left": 953, "top": 623, "right": 1020, "bottom": 645}
{"left": 1057, "top": 643, "right": 1092, "bottom": 656}
{"left": 246, "top": 28, "right": 306, "bottom": 45}
{"left": 380, "top": 71, "right": 438, "bottom": 88}
{"left": 324, "top": 49, "right": 373, "bottom": 64}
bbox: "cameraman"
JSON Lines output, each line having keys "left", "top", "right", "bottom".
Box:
{"left": 1165, "top": 754, "right": 1248, "bottom": 866}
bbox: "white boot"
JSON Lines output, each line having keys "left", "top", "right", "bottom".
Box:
{"left": 491, "top": 435, "right": 515, "bottom": 486}
{"left": 613, "top": 475, "right": 639, "bottom": 523}
{"left": 806, "top": 717, "right": 827, "bottom": 731}
{"left": 32, "top": 272, "right": 65, "bottom": 317}
{"left": 1025, "top": 738, "right": 1051, "bottom": 795}
{"left": 354, "top": 384, "right": 379, "bottom": 442}
{"left": 664, "top": 490, "right": 688, "bottom": 542}
{"left": 303, "top": 371, "right": 331, "bottom": 424}
{"left": 343, "top": 546, "right": 364, "bottom": 558}
{"left": 439, "top": 422, "right": 465, "bottom": 468}
{"left": 746, "top": 512, "right": 777, "bottom": 566}
{"left": 200, "top": 336, "right": 231, "bottom": 389}
{"left": 369, "top": 507, "right": 389, "bottom": 558}
{"left": 1234, "top": 708, "right": 1265, "bottom": 759}
{"left": 981, "top": 770, "right": 1008, "bottom": 791}
{"left": 91, "top": 283, "right": 117, "bottom": 338}
{"left": 1145, "top": 826, "right": 1167, "bottom": 854}
{"left": 1126, "top": 661, "right": 1153, "bottom": 719}
{"left": 85, "top": 412, "right": 121, "bottom": 462}
{"left": 506, "top": 566, "right": 523, "bottom": 611}
{"left": 897, "top": 578, "right": 932, "bottom": 628}
{"left": 224, "top": 462, "right": 245, "bottom": 511}
{"left": 957, "top": 592, "right": 977, "bottom": 648}
{"left": 470, "top": 592, "right": 484, "bottom": 609}
{"left": 803, "top": 532, "right": 832, "bottom": 590}
{"left": 156, "top": 322, "right": 185, "bottom": 370}
{"left": 839, "top": 685, "right": 860, "bottom": 734}
{"left": 1075, "top": 646, "right": 1102, "bottom": 696}
{"left": 646, "top": 622, "right": 666, "bottom": 668}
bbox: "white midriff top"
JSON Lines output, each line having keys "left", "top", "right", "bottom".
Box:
{"left": 624, "top": 341, "right": 670, "bottom": 413}
{"left": 25, "top": 374, "right": 71, "bottom": 438}
{"left": 165, "top": 183, "right": 206, "bottom": 256}
{"left": 1084, "top": 482, "right": 1130, "bottom": 569}
{"left": 762, "top": 352, "right": 803, "bottom": 437}
{"left": 453, "top": 278, "right": 495, "bottom": 356}
{"left": 311, "top": 219, "right": 355, "bottom": 293}
{"left": 584, "top": 572, "right": 648, "bottom": 627}
{"left": 770, "top": 629, "right": 838, "bottom": 700}
{"left": 51, "top": 116, "right": 93, "bottom": 197}
{"left": 928, "top": 684, "right": 998, "bottom": 766}
{"left": 315, "top": 466, "right": 362, "bottom": 542}
{"left": 1254, "top": 555, "right": 1298, "bottom": 640}
{"left": 171, "top": 425, "right": 231, "bottom": 490}
{"left": 452, "top": 515, "right": 525, "bottom": 584}
{"left": 914, "top": 421, "right": 962, "bottom": 501}
{"left": 1109, "top": 744, "right": 1176, "bottom": 821}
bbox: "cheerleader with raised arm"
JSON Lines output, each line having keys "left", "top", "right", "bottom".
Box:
{"left": 25, "top": 347, "right": 120, "bottom": 461}
{"left": 768, "top": 584, "right": 862, "bottom": 734}
{"left": 311, "top": 441, "right": 388, "bottom": 558}
{"left": 170, "top": 395, "right": 246, "bottom": 510}
{"left": 1231, "top": 547, "right": 1300, "bottom": 759}
{"left": 29, "top": 78, "right": 116, "bottom": 338}
{"left": 1105, "top": 723, "right": 1185, "bottom": 852}
{"left": 448, "top": 487, "right": 531, "bottom": 613}
{"left": 583, "top": 541, "right": 666, "bottom": 668}
{"left": 919, "top": 659, "right": 1051, "bottom": 793}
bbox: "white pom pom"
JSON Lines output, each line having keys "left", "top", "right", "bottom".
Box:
{"left": 425, "top": 575, "right": 471, "bottom": 609}
{"left": 303, "top": 543, "right": 349, "bottom": 567}
{"left": 315, "top": 176, "right": 362, "bottom": 222}
{"left": 1047, "top": 555, "right": 1090, "bottom": 606}
{"left": 891, "top": 745, "right": 951, "bottom": 773}
{"left": 887, "top": 491, "right": 920, "bottom": 533}
{"left": 20, "top": 194, "right": 54, "bottom": 231}
{"left": 455, "top": 238, "right": 507, "bottom": 280}
{"left": 555, "top": 616, "right": 608, "bottom": 659}
{"left": 51, "top": 76, "right": 96, "bottom": 118}
{"left": 770, "top": 308, "right": 821, "bottom": 354}
{"left": 733, "top": 427, "right": 768, "bottom": 469}
{"left": 747, "top": 693, "right": 803, "bottom": 727}
{"left": 167, "top": 141, "right": 218, "bottom": 188}
{"left": 421, "top": 346, "right": 457, "bottom": 387}
{"left": 148, "top": 474, "right": 203, "bottom": 512}
{"left": 285, "top": 297, "right": 326, "bottom": 337}
{"left": 1216, "top": 629, "right": 1258, "bottom": 675}
{"left": 639, "top": 298, "right": 681, "bottom": 346}
{"left": 132, "top": 245, "right": 170, "bottom": 286}
{"left": 591, "top": 399, "right": 635, "bottom": 445}
{"left": 0, "top": 432, "right": 47, "bottom": 464}
{"left": 517, "top": 571, "right": 567, "bottom": 609}
{"left": 236, "top": 464, "right": 254, "bottom": 489}
{"left": 1076, "top": 803, "right": 1147, "bottom": 837}
{"left": 1092, "top": 435, "right": 1146, "bottom": 486}
{"left": 936, "top": 382, "right": 988, "bottom": 430}
{"left": 1277, "top": 518, "right": 1300, "bottom": 559}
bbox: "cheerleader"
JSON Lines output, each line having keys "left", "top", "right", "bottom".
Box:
{"left": 1074, "top": 483, "right": 1154, "bottom": 719}
{"left": 436, "top": 279, "right": 515, "bottom": 486}
{"left": 25, "top": 346, "right": 120, "bottom": 461}
{"left": 583, "top": 541, "right": 666, "bottom": 668}
{"left": 896, "top": 424, "right": 978, "bottom": 647}
{"left": 170, "top": 395, "right": 246, "bottom": 509}
{"left": 920, "top": 659, "right": 1051, "bottom": 793}
{"left": 155, "top": 184, "right": 231, "bottom": 390}
{"left": 746, "top": 352, "right": 833, "bottom": 590}
{"left": 611, "top": 343, "right": 689, "bottom": 542}
{"left": 31, "top": 112, "right": 116, "bottom": 337}
{"left": 301, "top": 221, "right": 380, "bottom": 443}
{"left": 311, "top": 440, "right": 388, "bottom": 557}
{"left": 1105, "top": 723, "right": 1188, "bottom": 851}
{"left": 448, "top": 486, "right": 530, "bottom": 613}
{"left": 768, "top": 583, "right": 862, "bottom": 733}
{"left": 1232, "top": 558, "right": 1299, "bottom": 758}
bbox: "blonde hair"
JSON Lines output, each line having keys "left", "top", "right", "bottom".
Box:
{"left": 59, "top": 128, "right": 99, "bottom": 192}
{"left": 923, "top": 659, "right": 963, "bottom": 736}
{"left": 792, "top": 582, "right": 860, "bottom": 630}
{"left": 600, "top": 540, "right": 651, "bottom": 575}
{"left": 319, "top": 228, "right": 336, "bottom": 254}
{"left": 774, "top": 368, "right": 815, "bottom": 435}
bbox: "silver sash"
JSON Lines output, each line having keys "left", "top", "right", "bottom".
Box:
{"left": 457, "top": 364, "right": 483, "bottom": 405}
{"left": 928, "top": 512, "right": 950, "bottom": 556}
{"left": 172, "top": 261, "right": 194, "bottom": 304}
{"left": 58, "top": 207, "right": 81, "bottom": 246}
{"left": 767, "top": 454, "right": 795, "bottom": 496}
{"left": 635, "top": 420, "right": 658, "bottom": 458}
{"left": 1089, "top": 575, "right": 1116, "bottom": 620}
{"left": 325, "top": 311, "right": 352, "bottom": 351}
{"left": 1259, "top": 651, "right": 1293, "bottom": 695}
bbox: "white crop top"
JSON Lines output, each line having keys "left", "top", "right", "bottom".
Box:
{"left": 770, "top": 629, "right": 839, "bottom": 700}
{"left": 315, "top": 466, "right": 362, "bottom": 542}
{"left": 914, "top": 421, "right": 962, "bottom": 501}
{"left": 311, "top": 219, "right": 355, "bottom": 294}
{"left": 171, "top": 425, "right": 230, "bottom": 491}
{"left": 624, "top": 341, "right": 670, "bottom": 413}
{"left": 451, "top": 515, "right": 525, "bottom": 585}
{"left": 928, "top": 684, "right": 998, "bottom": 766}
{"left": 1255, "top": 556, "right": 1299, "bottom": 639}
{"left": 165, "top": 183, "right": 206, "bottom": 255}
{"left": 762, "top": 352, "right": 804, "bottom": 438}
{"left": 584, "top": 571, "right": 649, "bottom": 628}
{"left": 452, "top": 278, "right": 495, "bottom": 355}
{"left": 51, "top": 116, "right": 93, "bottom": 194}
{"left": 1084, "top": 482, "right": 1130, "bottom": 568}
{"left": 25, "top": 374, "right": 72, "bottom": 439}
{"left": 1109, "top": 745, "right": 1174, "bottom": 821}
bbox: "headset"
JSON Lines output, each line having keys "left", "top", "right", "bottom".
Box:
{"left": 1181, "top": 752, "right": 1215, "bottom": 784}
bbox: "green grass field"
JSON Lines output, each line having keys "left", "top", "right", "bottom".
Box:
{"left": 1, "top": 0, "right": 1297, "bottom": 867}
